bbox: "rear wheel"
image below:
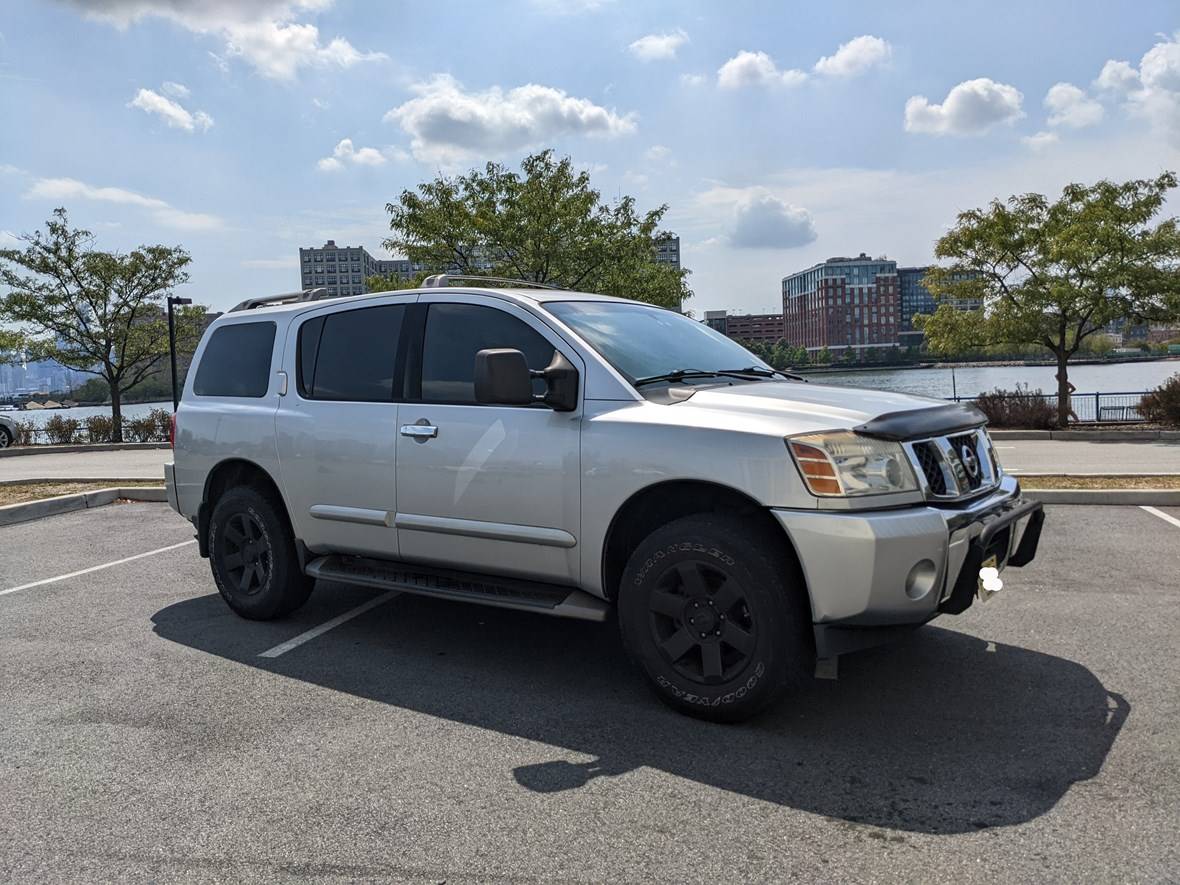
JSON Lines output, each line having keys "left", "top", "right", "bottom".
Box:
{"left": 618, "top": 515, "right": 812, "bottom": 723}
{"left": 208, "top": 485, "right": 313, "bottom": 620}
{"left": 0, "top": 426, "right": 13, "bottom": 449}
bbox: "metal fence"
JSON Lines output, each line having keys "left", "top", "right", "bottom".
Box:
{"left": 951, "top": 390, "right": 1149, "bottom": 423}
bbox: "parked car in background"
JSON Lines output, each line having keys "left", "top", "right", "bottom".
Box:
{"left": 0, "top": 412, "right": 19, "bottom": 448}
{"left": 166, "top": 277, "right": 1044, "bottom": 722}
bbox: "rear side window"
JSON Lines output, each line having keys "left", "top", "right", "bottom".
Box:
{"left": 298, "top": 304, "right": 405, "bottom": 401}
{"left": 192, "top": 322, "right": 276, "bottom": 398}
{"left": 420, "top": 303, "right": 555, "bottom": 403}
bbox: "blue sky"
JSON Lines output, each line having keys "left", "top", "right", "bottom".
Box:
{"left": 3, "top": 0, "right": 1180, "bottom": 315}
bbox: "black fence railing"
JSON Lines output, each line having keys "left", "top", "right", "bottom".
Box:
{"left": 950, "top": 391, "right": 1149, "bottom": 423}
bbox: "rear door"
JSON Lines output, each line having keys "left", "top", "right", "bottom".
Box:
{"left": 394, "top": 296, "right": 583, "bottom": 584}
{"left": 275, "top": 297, "right": 414, "bottom": 557}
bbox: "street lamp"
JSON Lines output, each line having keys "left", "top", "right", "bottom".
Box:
{"left": 167, "top": 296, "right": 193, "bottom": 411}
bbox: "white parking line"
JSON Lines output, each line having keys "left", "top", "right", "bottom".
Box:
{"left": 1141, "top": 506, "right": 1180, "bottom": 531}
{"left": 258, "top": 590, "right": 400, "bottom": 658}
{"left": 0, "top": 539, "right": 197, "bottom": 598}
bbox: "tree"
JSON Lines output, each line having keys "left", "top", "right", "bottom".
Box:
{"left": 365, "top": 273, "right": 426, "bottom": 293}
{"left": 816, "top": 346, "right": 833, "bottom": 365}
{"left": 915, "top": 173, "right": 1180, "bottom": 426}
{"left": 0, "top": 209, "right": 204, "bottom": 440}
{"left": 384, "top": 150, "right": 691, "bottom": 309}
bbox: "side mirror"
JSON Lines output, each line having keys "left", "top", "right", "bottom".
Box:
{"left": 473, "top": 348, "right": 580, "bottom": 411}
{"left": 474, "top": 349, "right": 534, "bottom": 405}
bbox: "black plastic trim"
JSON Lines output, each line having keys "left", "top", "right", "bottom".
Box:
{"left": 813, "top": 619, "right": 933, "bottom": 659}
{"left": 854, "top": 403, "right": 987, "bottom": 441}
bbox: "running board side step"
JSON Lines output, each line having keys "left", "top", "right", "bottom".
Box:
{"left": 304, "top": 555, "right": 610, "bottom": 622}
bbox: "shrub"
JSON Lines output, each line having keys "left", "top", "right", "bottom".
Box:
{"left": 1140, "top": 373, "right": 1180, "bottom": 427}
{"left": 149, "top": 408, "right": 172, "bottom": 441}
{"left": 14, "top": 419, "right": 39, "bottom": 445}
{"left": 84, "top": 414, "right": 115, "bottom": 443}
{"left": 43, "top": 415, "right": 82, "bottom": 444}
{"left": 973, "top": 384, "right": 1057, "bottom": 429}
{"left": 123, "top": 414, "right": 157, "bottom": 442}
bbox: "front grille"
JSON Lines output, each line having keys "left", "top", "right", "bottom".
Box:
{"left": 912, "top": 442, "right": 947, "bottom": 495}
{"left": 904, "top": 427, "right": 998, "bottom": 501}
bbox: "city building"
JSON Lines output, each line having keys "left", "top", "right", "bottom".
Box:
{"left": 654, "top": 234, "right": 681, "bottom": 269}
{"left": 782, "top": 254, "right": 900, "bottom": 355}
{"left": 299, "top": 241, "right": 424, "bottom": 296}
{"left": 703, "top": 310, "right": 785, "bottom": 344}
{"left": 898, "top": 266, "right": 983, "bottom": 348}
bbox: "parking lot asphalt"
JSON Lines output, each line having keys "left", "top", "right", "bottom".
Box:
{"left": 1, "top": 503, "right": 1178, "bottom": 883}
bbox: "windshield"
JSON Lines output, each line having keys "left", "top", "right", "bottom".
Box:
{"left": 546, "top": 300, "right": 772, "bottom": 385}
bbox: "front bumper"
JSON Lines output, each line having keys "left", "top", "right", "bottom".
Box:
{"left": 773, "top": 474, "right": 1043, "bottom": 651}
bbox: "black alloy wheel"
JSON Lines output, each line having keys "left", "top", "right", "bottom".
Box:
{"left": 647, "top": 560, "right": 758, "bottom": 685}
{"left": 220, "top": 510, "right": 272, "bottom": 596}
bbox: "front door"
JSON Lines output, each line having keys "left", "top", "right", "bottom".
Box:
{"left": 394, "top": 297, "right": 582, "bottom": 584}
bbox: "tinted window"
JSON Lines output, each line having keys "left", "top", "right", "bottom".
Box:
{"left": 420, "top": 304, "right": 555, "bottom": 403}
{"left": 299, "top": 304, "right": 404, "bottom": 401}
{"left": 193, "top": 322, "right": 276, "bottom": 398}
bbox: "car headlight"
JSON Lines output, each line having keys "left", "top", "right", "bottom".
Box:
{"left": 787, "top": 431, "right": 919, "bottom": 497}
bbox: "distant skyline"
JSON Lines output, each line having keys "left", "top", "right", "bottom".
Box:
{"left": 3, "top": 1, "right": 1180, "bottom": 316}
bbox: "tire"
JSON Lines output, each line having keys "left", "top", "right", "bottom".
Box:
{"left": 617, "top": 514, "right": 812, "bottom": 723}
{"left": 0, "top": 426, "right": 13, "bottom": 449}
{"left": 208, "top": 485, "right": 314, "bottom": 620}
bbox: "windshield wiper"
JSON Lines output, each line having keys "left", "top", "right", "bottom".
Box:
{"left": 632, "top": 369, "right": 727, "bottom": 387}
{"left": 719, "top": 366, "right": 807, "bottom": 382}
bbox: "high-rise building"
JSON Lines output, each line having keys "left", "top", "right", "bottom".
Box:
{"left": 897, "top": 266, "right": 983, "bottom": 347}
{"left": 782, "top": 254, "right": 899, "bottom": 354}
{"left": 703, "top": 310, "right": 785, "bottom": 344}
{"left": 298, "top": 241, "right": 426, "bottom": 296}
{"left": 654, "top": 234, "right": 681, "bottom": 269}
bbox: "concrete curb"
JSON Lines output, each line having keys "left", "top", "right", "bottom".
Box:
{"left": 0, "top": 477, "right": 163, "bottom": 487}
{"left": 0, "top": 486, "right": 167, "bottom": 526}
{"left": 0, "top": 442, "right": 170, "bottom": 459}
{"left": 990, "top": 429, "right": 1180, "bottom": 441}
{"left": 1024, "top": 488, "right": 1180, "bottom": 506}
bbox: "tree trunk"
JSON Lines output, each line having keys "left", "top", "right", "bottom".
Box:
{"left": 1055, "top": 352, "right": 1071, "bottom": 429}
{"left": 109, "top": 380, "right": 123, "bottom": 443}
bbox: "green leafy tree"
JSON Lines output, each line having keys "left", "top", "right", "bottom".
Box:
{"left": 0, "top": 209, "right": 204, "bottom": 440}
{"left": 365, "top": 273, "right": 427, "bottom": 293}
{"left": 384, "top": 150, "right": 691, "bottom": 309}
{"left": 915, "top": 173, "right": 1180, "bottom": 426}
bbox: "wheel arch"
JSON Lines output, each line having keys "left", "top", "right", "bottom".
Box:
{"left": 600, "top": 479, "right": 806, "bottom": 604}
{"left": 197, "top": 458, "right": 290, "bottom": 557}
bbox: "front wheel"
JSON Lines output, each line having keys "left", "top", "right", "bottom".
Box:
{"left": 618, "top": 515, "right": 812, "bottom": 723}
{"left": 208, "top": 485, "right": 314, "bottom": 620}
{"left": 0, "top": 426, "right": 13, "bottom": 449}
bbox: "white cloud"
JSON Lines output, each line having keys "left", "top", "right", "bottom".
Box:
{"left": 128, "top": 87, "right": 214, "bottom": 132}
{"left": 645, "top": 144, "right": 672, "bottom": 162}
{"left": 241, "top": 256, "right": 298, "bottom": 269}
{"left": 904, "top": 78, "right": 1024, "bottom": 135}
{"left": 814, "top": 35, "right": 891, "bottom": 78}
{"left": 680, "top": 73, "right": 706, "bottom": 87}
{"left": 0, "top": 229, "right": 21, "bottom": 247}
{"left": 729, "top": 194, "right": 817, "bottom": 249}
{"left": 529, "top": 0, "right": 613, "bottom": 12}
{"left": 60, "top": 0, "right": 383, "bottom": 80}
{"left": 384, "top": 74, "right": 637, "bottom": 163}
{"left": 161, "top": 80, "right": 190, "bottom": 98}
{"left": 1044, "top": 82, "right": 1103, "bottom": 128}
{"left": 1094, "top": 59, "right": 1140, "bottom": 94}
{"left": 1022, "top": 130, "right": 1060, "bottom": 150}
{"left": 718, "top": 50, "right": 807, "bottom": 89}
{"left": 317, "top": 138, "right": 389, "bottom": 171}
{"left": 628, "top": 29, "right": 688, "bottom": 62}
{"left": 25, "top": 177, "right": 221, "bottom": 231}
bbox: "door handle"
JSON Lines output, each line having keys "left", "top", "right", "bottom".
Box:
{"left": 400, "top": 423, "right": 438, "bottom": 440}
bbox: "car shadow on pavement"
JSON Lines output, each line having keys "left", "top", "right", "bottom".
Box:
{"left": 152, "top": 587, "right": 1128, "bottom": 836}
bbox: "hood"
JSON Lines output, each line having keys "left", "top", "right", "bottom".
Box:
{"left": 665, "top": 380, "right": 964, "bottom": 437}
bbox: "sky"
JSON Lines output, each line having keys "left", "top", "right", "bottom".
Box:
{"left": 3, "top": 0, "right": 1180, "bottom": 316}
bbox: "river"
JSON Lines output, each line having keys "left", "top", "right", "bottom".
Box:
{"left": 4, "top": 358, "right": 1180, "bottom": 425}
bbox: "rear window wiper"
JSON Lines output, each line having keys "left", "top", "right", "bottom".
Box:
{"left": 719, "top": 366, "right": 807, "bottom": 382}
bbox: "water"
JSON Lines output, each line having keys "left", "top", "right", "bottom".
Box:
{"left": 4, "top": 358, "right": 1179, "bottom": 423}
{"left": 808, "top": 359, "right": 1180, "bottom": 400}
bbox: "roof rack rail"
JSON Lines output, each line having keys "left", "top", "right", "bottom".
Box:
{"left": 421, "top": 274, "right": 563, "bottom": 290}
{"left": 229, "top": 287, "right": 339, "bottom": 312}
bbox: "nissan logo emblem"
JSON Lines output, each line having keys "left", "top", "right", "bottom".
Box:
{"left": 959, "top": 444, "right": 980, "bottom": 479}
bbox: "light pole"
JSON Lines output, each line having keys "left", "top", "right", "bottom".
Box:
{"left": 167, "top": 296, "right": 193, "bottom": 411}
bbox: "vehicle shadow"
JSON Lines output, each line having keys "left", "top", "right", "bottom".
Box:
{"left": 152, "top": 588, "right": 1128, "bottom": 835}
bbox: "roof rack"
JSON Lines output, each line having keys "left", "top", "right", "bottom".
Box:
{"left": 229, "top": 287, "right": 339, "bottom": 312}
{"left": 421, "top": 274, "right": 563, "bottom": 290}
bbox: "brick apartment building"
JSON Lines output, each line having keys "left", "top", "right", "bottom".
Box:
{"left": 703, "top": 311, "right": 785, "bottom": 344}
{"left": 782, "top": 254, "right": 899, "bottom": 354}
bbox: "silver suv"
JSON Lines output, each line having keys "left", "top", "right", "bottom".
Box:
{"left": 166, "top": 278, "right": 1043, "bottom": 722}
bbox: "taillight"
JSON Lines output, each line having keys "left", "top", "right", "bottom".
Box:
{"left": 170, "top": 412, "right": 177, "bottom": 448}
